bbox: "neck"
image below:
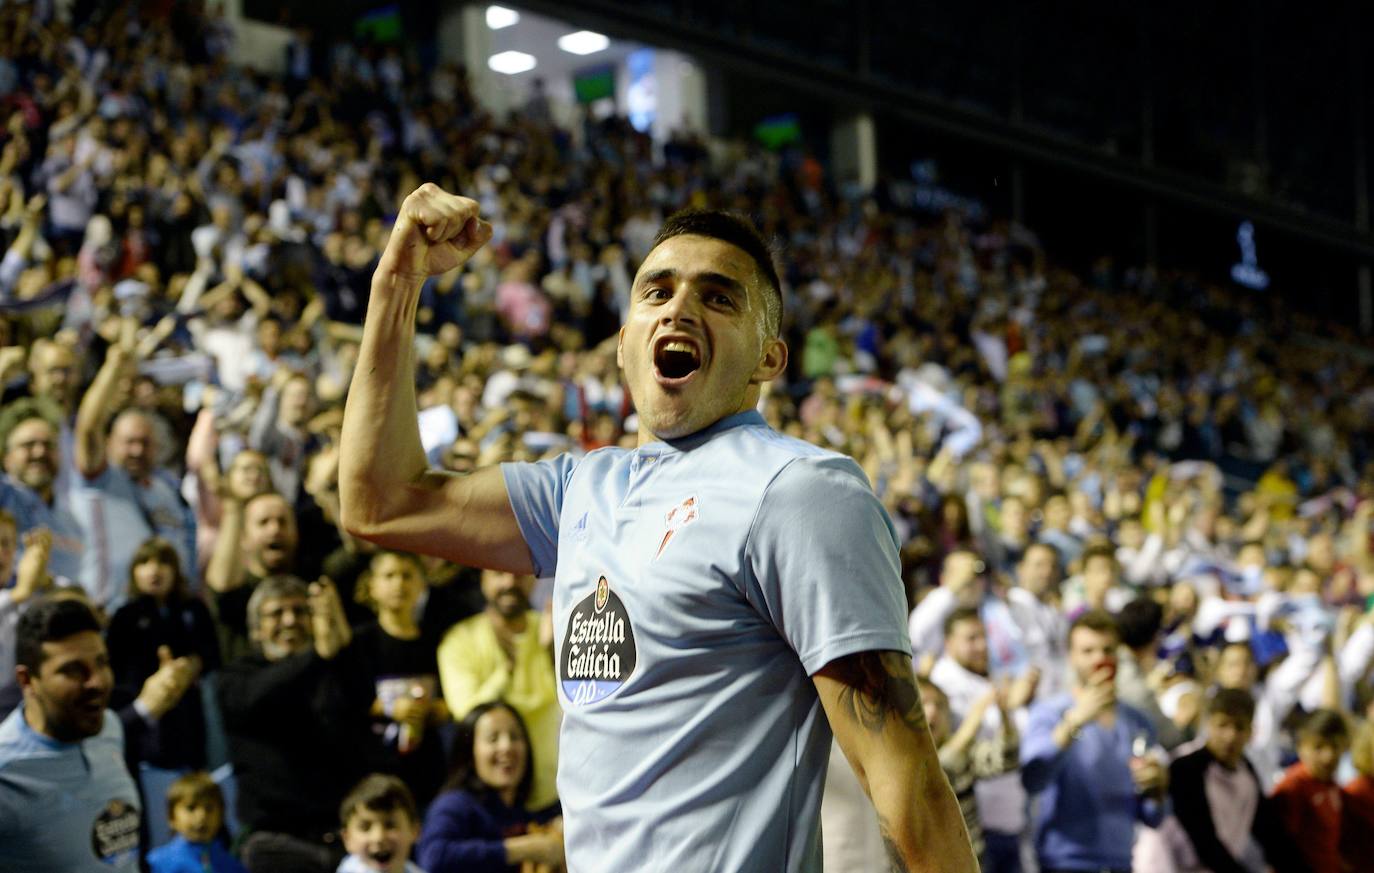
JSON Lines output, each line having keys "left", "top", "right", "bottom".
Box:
{"left": 498, "top": 787, "right": 517, "bottom": 807}
{"left": 379, "top": 608, "right": 418, "bottom": 639}
{"left": 21, "top": 697, "right": 56, "bottom": 741}
{"left": 487, "top": 607, "right": 527, "bottom": 633}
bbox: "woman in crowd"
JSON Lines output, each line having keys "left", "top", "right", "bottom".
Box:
{"left": 416, "top": 701, "right": 564, "bottom": 873}
{"left": 105, "top": 536, "right": 220, "bottom": 769}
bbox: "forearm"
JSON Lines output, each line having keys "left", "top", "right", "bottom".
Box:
{"left": 74, "top": 350, "right": 126, "bottom": 475}
{"left": 204, "top": 499, "right": 245, "bottom": 592}
{"left": 338, "top": 272, "right": 432, "bottom": 532}
{"left": 870, "top": 754, "right": 977, "bottom": 873}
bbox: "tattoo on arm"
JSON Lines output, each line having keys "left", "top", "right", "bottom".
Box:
{"left": 826, "top": 650, "right": 929, "bottom": 735}
{"left": 878, "top": 816, "right": 910, "bottom": 873}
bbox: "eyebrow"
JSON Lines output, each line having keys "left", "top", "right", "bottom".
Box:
{"left": 637, "top": 268, "right": 749, "bottom": 300}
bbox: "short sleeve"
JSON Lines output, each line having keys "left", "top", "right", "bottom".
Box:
{"left": 744, "top": 456, "right": 911, "bottom": 674}
{"left": 501, "top": 454, "right": 579, "bottom": 578}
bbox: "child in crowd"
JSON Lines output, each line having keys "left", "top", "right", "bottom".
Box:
{"left": 1271, "top": 708, "right": 1350, "bottom": 873}
{"left": 105, "top": 536, "right": 219, "bottom": 769}
{"left": 147, "top": 772, "right": 246, "bottom": 873}
{"left": 917, "top": 676, "right": 1018, "bottom": 862}
{"left": 339, "top": 774, "right": 426, "bottom": 873}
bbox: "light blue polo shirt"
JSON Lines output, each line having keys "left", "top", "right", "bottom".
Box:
{"left": 502, "top": 410, "right": 911, "bottom": 873}
{"left": 0, "top": 705, "right": 141, "bottom": 872}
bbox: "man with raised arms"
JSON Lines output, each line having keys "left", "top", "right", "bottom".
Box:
{"left": 339, "top": 184, "right": 977, "bottom": 873}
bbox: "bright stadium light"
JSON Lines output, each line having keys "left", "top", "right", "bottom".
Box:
{"left": 488, "top": 51, "right": 537, "bottom": 75}
{"left": 486, "top": 5, "right": 520, "bottom": 29}
{"left": 557, "top": 30, "right": 610, "bottom": 55}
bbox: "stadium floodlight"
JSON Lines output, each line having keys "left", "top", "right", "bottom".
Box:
{"left": 488, "top": 51, "right": 537, "bottom": 75}
{"left": 486, "top": 5, "right": 520, "bottom": 29}
{"left": 557, "top": 30, "right": 610, "bottom": 56}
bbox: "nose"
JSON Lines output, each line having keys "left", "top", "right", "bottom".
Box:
{"left": 659, "top": 290, "right": 701, "bottom": 326}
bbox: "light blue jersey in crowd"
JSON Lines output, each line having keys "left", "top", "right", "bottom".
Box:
{"left": 0, "top": 705, "right": 141, "bottom": 872}
{"left": 502, "top": 410, "right": 911, "bottom": 873}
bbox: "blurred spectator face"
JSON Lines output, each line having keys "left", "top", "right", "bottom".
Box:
{"left": 257, "top": 319, "right": 283, "bottom": 357}
{"left": 1068, "top": 625, "right": 1119, "bottom": 688}
{"left": 1297, "top": 732, "right": 1347, "bottom": 783}
{"left": 617, "top": 235, "right": 784, "bottom": 441}
{"left": 132, "top": 555, "right": 177, "bottom": 602}
{"left": 1017, "top": 544, "right": 1058, "bottom": 598}
{"left": 480, "top": 569, "right": 534, "bottom": 619}
{"left": 1306, "top": 533, "right": 1335, "bottom": 575}
{"left": 30, "top": 343, "right": 78, "bottom": 407}
{"left": 169, "top": 795, "right": 223, "bottom": 846}
{"left": 1237, "top": 542, "right": 1266, "bottom": 569}
{"left": 1291, "top": 567, "right": 1322, "bottom": 596}
{"left": 341, "top": 803, "right": 420, "bottom": 873}
{"left": 4, "top": 417, "right": 59, "bottom": 496}
{"left": 253, "top": 594, "right": 312, "bottom": 661}
{"left": 369, "top": 554, "right": 424, "bottom": 615}
{"left": 919, "top": 683, "right": 951, "bottom": 743}
{"left": 1043, "top": 495, "right": 1070, "bottom": 531}
{"left": 280, "top": 376, "right": 311, "bottom": 428}
{"left": 1214, "top": 644, "right": 1256, "bottom": 690}
{"left": 108, "top": 412, "right": 157, "bottom": 481}
{"left": 227, "top": 450, "right": 270, "bottom": 498}
{"left": 244, "top": 494, "right": 298, "bottom": 573}
{"left": 17, "top": 629, "right": 113, "bottom": 742}
{"left": 1117, "top": 518, "right": 1145, "bottom": 550}
{"left": 1082, "top": 554, "right": 1118, "bottom": 604}
{"left": 1204, "top": 711, "right": 1252, "bottom": 769}
{"left": 944, "top": 615, "right": 989, "bottom": 676}
{"left": 472, "top": 706, "right": 529, "bottom": 797}
{"left": 1000, "top": 497, "right": 1028, "bottom": 541}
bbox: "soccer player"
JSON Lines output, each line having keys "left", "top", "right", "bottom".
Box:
{"left": 339, "top": 184, "right": 977, "bottom": 872}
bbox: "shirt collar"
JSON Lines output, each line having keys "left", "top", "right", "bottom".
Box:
{"left": 642, "top": 410, "right": 766, "bottom": 455}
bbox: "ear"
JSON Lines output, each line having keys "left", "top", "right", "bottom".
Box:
{"left": 616, "top": 326, "right": 625, "bottom": 369}
{"left": 750, "top": 337, "right": 788, "bottom": 384}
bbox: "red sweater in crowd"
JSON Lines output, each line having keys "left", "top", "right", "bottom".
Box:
{"left": 1271, "top": 762, "right": 1343, "bottom": 873}
{"left": 1342, "top": 774, "right": 1374, "bottom": 870}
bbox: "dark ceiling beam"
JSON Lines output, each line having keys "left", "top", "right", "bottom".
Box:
{"left": 504, "top": 0, "right": 1374, "bottom": 259}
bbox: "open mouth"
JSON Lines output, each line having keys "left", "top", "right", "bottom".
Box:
{"left": 367, "top": 848, "right": 395, "bottom": 867}
{"left": 653, "top": 337, "right": 702, "bottom": 385}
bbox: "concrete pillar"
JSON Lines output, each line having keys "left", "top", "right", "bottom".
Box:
{"left": 436, "top": 1, "right": 507, "bottom": 117}
{"left": 830, "top": 112, "right": 877, "bottom": 193}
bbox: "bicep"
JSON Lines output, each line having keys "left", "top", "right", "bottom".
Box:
{"left": 349, "top": 464, "right": 535, "bottom": 574}
{"left": 814, "top": 649, "right": 937, "bottom": 789}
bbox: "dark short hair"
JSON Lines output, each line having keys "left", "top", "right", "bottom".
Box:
{"left": 1115, "top": 598, "right": 1163, "bottom": 650}
{"left": 943, "top": 605, "right": 983, "bottom": 638}
{"left": 339, "top": 773, "right": 418, "bottom": 827}
{"left": 1297, "top": 708, "right": 1350, "bottom": 745}
{"left": 651, "top": 209, "right": 783, "bottom": 336}
{"left": 1081, "top": 542, "right": 1117, "bottom": 568}
{"left": 16, "top": 597, "right": 103, "bottom": 672}
{"left": 0, "top": 396, "right": 61, "bottom": 456}
{"left": 445, "top": 701, "right": 535, "bottom": 808}
{"left": 1207, "top": 687, "right": 1256, "bottom": 724}
{"left": 1069, "top": 608, "right": 1119, "bottom": 643}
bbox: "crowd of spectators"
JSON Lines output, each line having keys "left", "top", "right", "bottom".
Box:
{"left": 0, "top": 3, "right": 1372, "bottom": 873}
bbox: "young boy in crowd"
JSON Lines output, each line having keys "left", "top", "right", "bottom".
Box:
{"left": 339, "top": 774, "right": 425, "bottom": 873}
{"left": 147, "top": 772, "right": 247, "bottom": 873}
{"left": 917, "top": 676, "right": 1018, "bottom": 863}
{"left": 1270, "top": 708, "right": 1350, "bottom": 873}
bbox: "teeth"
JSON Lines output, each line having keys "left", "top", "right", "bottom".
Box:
{"left": 662, "top": 341, "right": 699, "bottom": 358}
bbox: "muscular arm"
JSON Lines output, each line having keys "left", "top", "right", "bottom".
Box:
{"left": 815, "top": 650, "right": 979, "bottom": 873}
{"left": 338, "top": 185, "right": 531, "bottom": 573}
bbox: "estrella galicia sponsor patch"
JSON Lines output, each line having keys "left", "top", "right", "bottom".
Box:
{"left": 91, "top": 798, "right": 140, "bottom": 866}
{"left": 560, "top": 575, "right": 637, "bottom": 706}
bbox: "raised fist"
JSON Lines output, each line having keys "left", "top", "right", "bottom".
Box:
{"left": 380, "top": 184, "right": 493, "bottom": 281}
